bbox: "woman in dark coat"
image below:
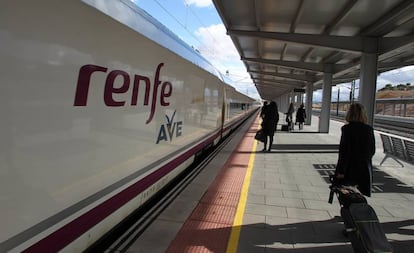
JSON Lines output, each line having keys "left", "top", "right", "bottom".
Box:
{"left": 286, "top": 102, "right": 295, "bottom": 130}
{"left": 335, "top": 103, "right": 375, "bottom": 196}
{"left": 261, "top": 101, "right": 279, "bottom": 152}
{"left": 295, "top": 103, "right": 306, "bottom": 130}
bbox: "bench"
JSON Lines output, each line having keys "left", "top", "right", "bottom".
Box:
{"left": 379, "top": 133, "right": 414, "bottom": 167}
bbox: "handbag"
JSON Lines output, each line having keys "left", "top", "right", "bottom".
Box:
{"left": 254, "top": 129, "right": 266, "bottom": 142}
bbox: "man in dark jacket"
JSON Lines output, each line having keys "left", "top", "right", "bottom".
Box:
{"left": 335, "top": 103, "right": 375, "bottom": 196}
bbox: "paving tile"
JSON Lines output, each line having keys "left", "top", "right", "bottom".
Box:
{"left": 383, "top": 205, "right": 414, "bottom": 219}
{"left": 370, "top": 196, "right": 414, "bottom": 209}
{"left": 264, "top": 217, "right": 301, "bottom": 229}
{"left": 248, "top": 186, "right": 284, "bottom": 197}
{"left": 367, "top": 205, "right": 393, "bottom": 217}
{"left": 239, "top": 225, "right": 295, "bottom": 250}
{"left": 297, "top": 184, "right": 331, "bottom": 194}
{"left": 245, "top": 203, "right": 287, "bottom": 217}
{"left": 247, "top": 193, "right": 266, "bottom": 205}
{"left": 265, "top": 182, "right": 299, "bottom": 191}
{"left": 401, "top": 193, "right": 414, "bottom": 201}
{"left": 282, "top": 190, "right": 323, "bottom": 201}
{"left": 291, "top": 242, "right": 353, "bottom": 253}
{"left": 249, "top": 179, "right": 266, "bottom": 188}
{"left": 286, "top": 207, "right": 331, "bottom": 221}
{"left": 303, "top": 199, "right": 340, "bottom": 212}
{"left": 310, "top": 217, "right": 347, "bottom": 240}
{"left": 262, "top": 173, "right": 283, "bottom": 182}
{"left": 237, "top": 227, "right": 268, "bottom": 253}
{"left": 241, "top": 213, "right": 266, "bottom": 228}
{"left": 266, "top": 196, "right": 305, "bottom": 208}
{"left": 372, "top": 192, "right": 411, "bottom": 201}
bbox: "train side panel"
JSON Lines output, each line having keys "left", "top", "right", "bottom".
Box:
{"left": 222, "top": 85, "right": 257, "bottom": 136}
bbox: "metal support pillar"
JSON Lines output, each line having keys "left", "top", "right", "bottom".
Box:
{"left": 298, "top": 92, "right": 303, "bottom": 105}
{"left": 275, "top": 96, "right": 282, "bottom": 113}
{"left": 359, "top": 52, "right": 378, "bottom": 126}
{"left": 305, "top": 82, "right": 313, "bottom": 125}
{"left": 279, "top": 94, "right": 289, "bottom": 114}
{"left": 404, "top": 103, "right": 407, "bottom": 117}
{"left": 319, "top": 70, "right": 333, "bottom": 133}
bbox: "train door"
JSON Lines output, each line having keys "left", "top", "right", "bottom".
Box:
{"left": 220, "top": 87, "right": 226, "bottom": 139}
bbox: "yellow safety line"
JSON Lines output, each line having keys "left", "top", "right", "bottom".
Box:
{"left": 226, "top": 137, "right": 258, "bottom": 253}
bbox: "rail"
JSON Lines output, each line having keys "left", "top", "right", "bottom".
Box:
{"left": 314, "top": 97, "right": 414, "bottom": 118}
{"left": 312, "top": 108, "right": 414, "bottom": 139}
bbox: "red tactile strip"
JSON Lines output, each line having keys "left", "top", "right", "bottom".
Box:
{"left": 200, "top": 191, "right": 241, "bottom": 207}
{"left": 165, "top": 116, "right": 260, "bottom": 253}
{"left": 166, "top": 220, "right": 231, "bottom": 253}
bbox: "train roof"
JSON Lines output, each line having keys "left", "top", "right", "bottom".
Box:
{"left": 82, "top": 0, "right": 225, "bottom": 81}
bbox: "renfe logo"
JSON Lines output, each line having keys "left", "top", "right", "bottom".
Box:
{"left": 74, "top": 63, "right": 172, "bottom": 124}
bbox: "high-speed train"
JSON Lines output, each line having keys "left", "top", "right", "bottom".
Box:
{"left": 0, "top": 1, "right": 258, "bottom": 252}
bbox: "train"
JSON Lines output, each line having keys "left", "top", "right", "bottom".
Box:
{"left": 0, "top": 1, "right": 258, "bottom": 252}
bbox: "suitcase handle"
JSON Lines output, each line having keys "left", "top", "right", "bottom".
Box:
{"left": 328, "top": 189, "right": 334, "bottom": 204}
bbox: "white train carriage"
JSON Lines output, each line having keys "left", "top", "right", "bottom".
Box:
{"left": 0, "top": 0, "right": 257, "bottom": 252}
{"left": 222, "top": 85, "right": 255, "bottom": 136}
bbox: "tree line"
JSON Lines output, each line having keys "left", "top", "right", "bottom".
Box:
{"left": 378, "top": 83, "right": 413, "bottom": 91}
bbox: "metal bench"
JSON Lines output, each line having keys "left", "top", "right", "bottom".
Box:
{"left": 379, "top": 133, "right": 414, "bottom": 167}
{"left": 403, "top": 139, "right": 414, "bottom": 164}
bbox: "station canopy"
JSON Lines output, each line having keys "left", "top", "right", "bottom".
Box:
{"left": 212, "top": 0, "right": 414, "bottom": 101}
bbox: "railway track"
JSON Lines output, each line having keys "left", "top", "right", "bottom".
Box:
{"left": 374, "top": 116, "right": 414, "bottom": 139}
{"left": 316, "top": 110, "right": 414, "bottom": 139}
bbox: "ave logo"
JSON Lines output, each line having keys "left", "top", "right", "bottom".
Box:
{"left": 156, "top": 110, "right": 183, "bottom": 144}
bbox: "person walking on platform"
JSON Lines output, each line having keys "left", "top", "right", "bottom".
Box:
{"left": 286, "top": 102, "right": 294, "bottom": 131}
{"left": 295, "top": 103, "right": 306, "bottom": 130}
{"left": 334, "top": 103, "right": 375, "bottom": 196}
{"left": 261, "top": 101, "right": 279, "bottom": 152}
{"left": 260, "top": 101, "right": 268, "bottom": 119}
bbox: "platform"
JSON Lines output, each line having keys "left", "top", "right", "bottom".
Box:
{"left": 124, "top": 113, "right": 414, "bottom": 253}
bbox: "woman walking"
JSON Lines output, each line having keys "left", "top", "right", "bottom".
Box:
{"left": 261, "top": 101, "right": 279, "bottom": 152}
{"left": 334, "top": 103, "right": 375, "bottom": 196}
{"left": 295, "top": 104, "right": 306, "bottom": 130}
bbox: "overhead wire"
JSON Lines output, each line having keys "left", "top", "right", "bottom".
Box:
{"left": 151, "top": 0, "right": 247, "bottom": 80}
{"left": 147, "top": 0, "right": 256, "bottom": 98}
{"left": 152, "top": 0, "right": 204, "bottom": 47}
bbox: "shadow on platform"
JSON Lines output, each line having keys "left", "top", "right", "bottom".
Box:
{"left": 260, "top": 144, "right": 339, "bottom": 154}
{"left": 174, "top": 217, "right": 414, "bottom": 252}
{"left": 282, "top": 131, "right": 320, "bottom": 134}
{"left": 314, "top": 164, "right": 414, "bottom": 194}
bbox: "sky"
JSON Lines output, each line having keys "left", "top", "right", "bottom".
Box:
{"left": 131, "top": 0, "right": 414, "bottom": 102}
{"left": 132, "top": 0, "right": 259, "bottom": 99}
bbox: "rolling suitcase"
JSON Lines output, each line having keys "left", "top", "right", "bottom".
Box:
{"left": 329, "top": 182, "right": 393, "bottom": 253}
{"left": 341, "top": 203, "right": 393, "bottom": 253}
